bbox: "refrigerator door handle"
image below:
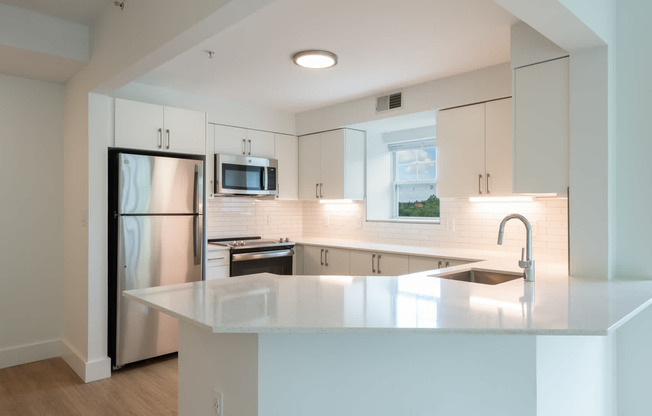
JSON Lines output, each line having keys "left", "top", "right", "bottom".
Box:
{"left": 193, "top": 164, "right": 199, "bottom": 214}
{"left": 193, "top": 215, "right": 200, "bottom": 265}
{"left": 192, "top": 164, "right": 201, "bottom": 265}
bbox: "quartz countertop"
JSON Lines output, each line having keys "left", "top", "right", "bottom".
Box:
{"left": 124, "top": 255, "right": 652, "bottom": 335}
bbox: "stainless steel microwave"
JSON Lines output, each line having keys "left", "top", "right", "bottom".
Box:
{"left": 214, "top": 154, "right": 278, "bottom": 197}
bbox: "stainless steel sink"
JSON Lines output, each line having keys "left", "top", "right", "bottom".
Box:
{"left": 430, "top": 269, "right": 523, "bottom": 285}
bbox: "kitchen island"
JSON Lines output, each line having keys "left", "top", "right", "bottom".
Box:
{"left": 125, "top": 260, "right": 652, "bottom": 416}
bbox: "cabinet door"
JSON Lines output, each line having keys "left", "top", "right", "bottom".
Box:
{"left": 319, "top": 130, "right": 346, "bottom": 199}
{"left": 350, "top": 250, "right": 374, "bottom": 275}
{"left": 115, "top": 98, "right": 164, "bottom": 151}
{"left": 436, "top": 103, "right": 486, "bottom": 197}
{"left": 274, "top": 134, "right": 298, "bottom": 200}
{"left": 298, "top": 134, "right": 322, "bottom": 200}
{"left": 513, "top": 57, "right": 569, "bottom": 194}
{"left": 303, "top": 246, "right": 324, "bottom": 275}
{"left": 214, "top": 124, "right": 248, "bottom": 156}
{"left": 375, "top": 253, "right": 409, "bottom": 276}
{"left": 408, "top": 256, "right": 440, "bottom": 273}
{"left": 206, "top": 124, "right": 215, "bottom": 196}
{"left": 247, "top": 129, "right": 275, "bottom": 158}
{"left": 163, "top": 106, "right": 206, "bottom": 155}
{"left": 342, "top": 129, "right": 366, "bottom": 200}
{"left": 485, "top": 98, "right": 513, "bottom": 196}
{"left": 322, "top": 247, "right": 350, "bottom": 275}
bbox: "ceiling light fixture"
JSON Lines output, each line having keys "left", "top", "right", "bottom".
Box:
{"left": 293, "top": 50, "right": 338, "bottom": 69}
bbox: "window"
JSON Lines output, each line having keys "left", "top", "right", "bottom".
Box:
{"left": 389, "top": 139, "right": 439, "bottom": 220}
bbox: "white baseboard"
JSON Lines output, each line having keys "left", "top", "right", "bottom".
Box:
{"left": 61, "top": 338, "right": 111, "bottom": 383}
{"left": 0, "top": 339, "right": 61, "bottom": 369}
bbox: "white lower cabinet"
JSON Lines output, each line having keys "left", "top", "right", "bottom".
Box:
{"left": 408, "top": 256, "right": 468, "bottom": 273}
{"left": 350, "top": 250, "right": 409, "bottom": 276}
{"left": 300, "top": 245, "right": 472, "bottom": 277}
{"left": 303, "top": 246, "right": 350, "bottom": 275}
{"left": 206, "top": 246, "right": 230, "bottom": 280}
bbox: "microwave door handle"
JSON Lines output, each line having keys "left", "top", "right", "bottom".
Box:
{"left": 262, "top": 168, "right": 268, "bottom": 190}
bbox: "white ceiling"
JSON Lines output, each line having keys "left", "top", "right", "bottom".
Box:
{"left": 0, "top": 0, "right": 107, "bottom": 26}
{"left": 136, "top": 0, "right": 518, "bottom": 113}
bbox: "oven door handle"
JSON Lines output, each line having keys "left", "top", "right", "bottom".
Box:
{"left": 232, "top": 249, "right": 295, "bottom": 262}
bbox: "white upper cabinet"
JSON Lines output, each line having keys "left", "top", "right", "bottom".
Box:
{"left": 485, "top": 98, "right": 513, "bottom": 196}
{"left": 213, "top": 124, "right": 275, "bottom": 158}
{"left": 513, "top": 57, "right": 569, "bottom": 195}
{"left": 274, "top": 133, "right": 299, "bottom": 200}
{"left": 114, "top": 98, "right": 205, "bottom": 155}
{"left": 436, "top": 98, "right": 512, "bottom": 198}
{"left": 298, "top": 129, "right": 365, "bottom": 201}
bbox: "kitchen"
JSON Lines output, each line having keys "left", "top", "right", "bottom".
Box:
{"left": 1, "top": 0, "right": 650, "bottom": 415}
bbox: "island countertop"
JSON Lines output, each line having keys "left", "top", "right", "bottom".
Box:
{"left": 124, "top": 258, "right": 652, "bottom": 336}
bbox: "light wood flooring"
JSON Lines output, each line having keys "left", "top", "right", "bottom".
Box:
{"left": 0, "top": 354, "right": 178, "bottom": 415}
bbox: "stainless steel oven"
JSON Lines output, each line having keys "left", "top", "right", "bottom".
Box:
{"left": 208, "top": 236, "right": 294, "bottom": 276}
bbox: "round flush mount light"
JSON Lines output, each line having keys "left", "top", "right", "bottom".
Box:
{"left": 292, "top": 50, "right": 338, "bottom": 69}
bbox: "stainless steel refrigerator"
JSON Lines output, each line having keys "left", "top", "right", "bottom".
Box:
{"left": 108, "top": 152, "right": 203, "bottom": 368}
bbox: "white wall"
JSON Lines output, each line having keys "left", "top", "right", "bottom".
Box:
{"left": 115, "top": 82, "right": 296, "bottom": 135}
{"left": 612, "top": 0, "right": 652, "bottom": 278}
{"left": 0, "top": 73, "right": 64, "bottom": 368}
{"left": 64, "top": 0, "right": 275, "bottom": 382}
{"left": 296, "top": 63, "right": 512, "bottom": 135}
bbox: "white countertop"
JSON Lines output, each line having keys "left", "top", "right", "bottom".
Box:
{"left": 124, "top": 255, "right": 652, "bottom": 335}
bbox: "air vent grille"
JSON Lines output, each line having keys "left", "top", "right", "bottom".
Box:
{"left": 376, "top": 92, "right": 403, "bottom": 112}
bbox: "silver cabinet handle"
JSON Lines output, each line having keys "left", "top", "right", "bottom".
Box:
{"left": 372, "top": 254, "right": 376, "bottom": 273}
{"left": 478, "top": 174, "right": 483, "bottom": 194}
{"left": 320, "top": 249, "right": 324, "bottom": 266}
{"left": 486, "top": 173, "right": 491, "bottom": 195}
{"left": 242, "top": 138, "right": 246, "bottom": 155}
{"left": 247, "top": 139, "right": 252, "bottom": 155}
{"left": 316, "top": 183, "right": 319, "bottom": 199}
{"left": 157, "top": 128, "right": 162, "bottom": 148}
{"left": 377, "top": 254, "right": 382, "bottom": 274}
{"left": 325, "top": 249, "right": 329, "bottom": 267}
{"left": 166, "top": 129, "right": 170, "bottom": 149}
{"left": 438, "top": 260, "right": 443, "bottom": 269}
{"left": 320, "top": 183, "right": 323, "bottom": 198}
{"left": 207, "top": 257, "right": 226, "bottom": 262}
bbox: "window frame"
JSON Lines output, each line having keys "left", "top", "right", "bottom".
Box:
{"left": 389, "top": 139, "right": 439, "bottom": 221}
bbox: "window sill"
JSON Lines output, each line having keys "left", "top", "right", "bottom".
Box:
{"left": 366, "top": 218, "right": 440, "bottom": 225}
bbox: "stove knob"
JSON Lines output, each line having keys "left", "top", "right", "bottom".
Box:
{"left": 240, "top": 240, "right": 245, "bottom": 246}
{"left": 279, "top": 238, "right": 284, "bottom": 243}
{"left": 285, "top": 237, "right": 290, "bottom": 243}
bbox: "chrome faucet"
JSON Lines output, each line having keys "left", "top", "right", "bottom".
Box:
{"left": 497, "top": 214, "right": 535, "bottom": 282}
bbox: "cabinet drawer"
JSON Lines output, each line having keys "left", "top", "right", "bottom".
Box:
{"left": 206, "top": 265, "right": 229, "bottom": 280}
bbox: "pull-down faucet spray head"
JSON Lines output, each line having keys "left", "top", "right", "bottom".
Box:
{"left": 497, "top": 213, "right": 534, "bottom": 282}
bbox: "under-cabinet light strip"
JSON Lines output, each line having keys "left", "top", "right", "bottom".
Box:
{"left": 469, "top": 196, "right": 534, "bottom": 203}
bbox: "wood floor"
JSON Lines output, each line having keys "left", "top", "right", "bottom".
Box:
{"left": 0, "top": 354, "right": 178, "bottom": 415}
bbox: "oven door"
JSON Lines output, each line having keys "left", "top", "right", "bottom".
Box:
{"left": 231, "top": 249, "right": 294, "bottom": 276}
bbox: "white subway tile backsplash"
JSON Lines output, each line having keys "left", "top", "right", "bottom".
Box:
{"left": 206, "top": 196, "right": 568, "bottom": 259}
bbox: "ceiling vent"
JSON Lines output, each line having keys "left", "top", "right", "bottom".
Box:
{"left": 376, "top": 92, "right": 403, "bottom": 112}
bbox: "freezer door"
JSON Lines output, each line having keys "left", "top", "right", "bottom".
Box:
{"left": 116, "top": 215, "right": 202, "bottom": 367}
{"left": 118, "top": 153, "right": 203, "bottom": 215}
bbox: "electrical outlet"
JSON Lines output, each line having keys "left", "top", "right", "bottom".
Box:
{"left": 212, "top": 389, "right": 223, "bottom": 415}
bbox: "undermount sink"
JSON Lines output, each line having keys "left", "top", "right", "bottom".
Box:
{"left": 430, "top": 269, "right": 523, "bottom": 285}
